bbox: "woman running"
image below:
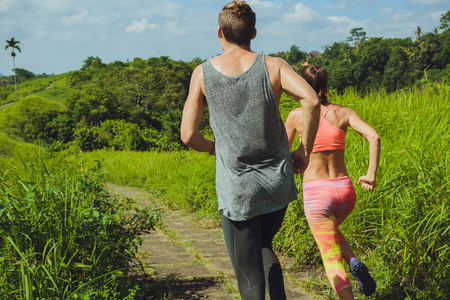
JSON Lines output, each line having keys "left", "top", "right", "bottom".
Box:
{"left": 285, "top": 65, "right": 380, "bottom": 299}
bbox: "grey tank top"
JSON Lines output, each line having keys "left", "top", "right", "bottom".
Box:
{"left": 202, "top": 53, "right": 298, "bottom": 221}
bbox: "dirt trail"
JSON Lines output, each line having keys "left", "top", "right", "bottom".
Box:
{"left": 0, "top": 101, "right": 16, "bottom": 110}
{"left": 106, "top": 183, "right": 321, "bottom": 299}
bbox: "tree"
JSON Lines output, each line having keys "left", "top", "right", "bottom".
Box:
{"left": 411, "top": 33, "right": 441, "bottom": 76}
{"left": 347, "top": 27, "right": 367, "bottom": 46}
{"left": 383, "top": 46, "right": 411, "bottom": 92}
{"left": 5, "top": 37, "right": 21, "bottom": 100}
{"left": 414, "top": 26, "right": 422, "bottom": 39}
{"left": 439, "top": 11, "right": 450, "bottom": 31}
{"left": 66, "top": 88, "right": 119, "bottom": 127}
{"left": 15, "top": 68, "right": 35, "bottom": 82}
{"left": 82, "top": 56, "right": 105, "bottom": 70}
{"left": 268, "top": 45, "right": 307, "bottom": 66}
{"left": 286, "top": 45, "right": 307, "bottom": 65}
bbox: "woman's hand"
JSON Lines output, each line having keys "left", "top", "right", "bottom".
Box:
{"left": 357, "top": 175, "right": 376, "bottom": 191}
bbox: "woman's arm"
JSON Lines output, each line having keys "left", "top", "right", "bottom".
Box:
{"left": 285, "top": 109, "right": 302, "bottom": 150}
{"left": 285, "top": 109, "right": 309, "bottom": 174}
{"left": 348, "top": 109, "right": 380, "bottom": 190}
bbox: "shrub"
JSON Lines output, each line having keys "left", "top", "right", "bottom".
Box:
{"left": 0, "top": 154, "right": 162, "bottom": 299}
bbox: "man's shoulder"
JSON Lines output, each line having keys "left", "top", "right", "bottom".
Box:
{"left": 264, "top": 55, "right": 293, "bottom": 76}
{"left": 264, "top": 55, "right": 286, "bottom": 66}
{"left": 188, "top": 64, "right": 205, "bottom": 93}
{"left": 192, "top": 64, "right": 204, "bottom": 79}
{"left": 263, "top": 55, "right": 289, "bottom": 79}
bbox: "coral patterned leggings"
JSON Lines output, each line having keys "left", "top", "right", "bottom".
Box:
{"left": 302, "top": 176, "right": 356, "bottom": 292}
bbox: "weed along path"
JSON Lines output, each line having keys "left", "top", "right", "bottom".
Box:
{"left": 106, "top": 183, "right": 316, "bottom": 300}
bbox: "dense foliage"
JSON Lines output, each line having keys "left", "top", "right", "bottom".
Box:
{"left": 271, "top": 12, "right": 450, "bottom": 93}
{"left": 1, "top": 56, "right": 208, "bottom": 152}
{"left": 0, "top": 154, "right": 162, "bottom": 299}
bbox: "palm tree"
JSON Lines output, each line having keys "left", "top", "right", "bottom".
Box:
{"left": 5, "top": 38, "right": 21, "bottom": 100}
{"left": 414, "top": 26, "right": 422, "bottom": 39}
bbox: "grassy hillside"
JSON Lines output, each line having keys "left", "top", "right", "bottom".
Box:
{"left": 0, "top": 74, "right": 70, "bottom": 105}
{"left": 0, "top": 95, "right": 64, "bottom": 137}
{"left": 0, "top": 74, "right": 67, "bottom": 159}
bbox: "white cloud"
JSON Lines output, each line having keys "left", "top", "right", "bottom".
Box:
{"left": 430, "top": 10, "right": 446, "bottom": 22}
{"left": 391, "top": 11, "right": 415, "bottom": 22}
{"left": 324, "top": 15, "right": 371, "bottom": 39}
{"left": 126, "top": 18, "right": 160, "bottom": 33}
{"left": 327, "top": 16, "right": 355, "bottom": 26}
{"left": 380, "top": 7, "right": 394, "bottom": 15}
{"left": 120, "top": 0, "right": 183, "bottom": 19}
{"left": 55, "top": 31, "right": 75, "bottom": 39}
{"left": 281, "top": 3, "right": 321, "bottom": 24}
{"left": 165, "top": 22, "right": 177, "bottom": 32}
{"left": 61, "top": 10, "right": 89, "bottom": 25}
{"left": 325, "top": 1, "right": 347, "bottom": 10}
{"left": 246, "top": 0, "right": 278, "bottom": 9}
{"left": 0, "top": 0, "right": 15, "bottom": 13}
{"left": 1, "top": 0, "right": 449, "bottom": 76}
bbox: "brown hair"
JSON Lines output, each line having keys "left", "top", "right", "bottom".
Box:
{"left": 301, "top": 65, "right": 329, "bottom": 104}
{"left": 218, "top": 0, "right": 256, "bottom": 46}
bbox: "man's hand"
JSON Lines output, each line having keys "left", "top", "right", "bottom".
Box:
{"left": 291, "top": 148, "right": 308, "bottom": 174}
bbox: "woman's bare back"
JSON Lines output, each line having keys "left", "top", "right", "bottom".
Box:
{"left": 286, "top": 104, "right": 352, "bottom": 181}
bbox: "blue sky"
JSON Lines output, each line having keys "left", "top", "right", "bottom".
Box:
{"left": 1, "top": 0, "right": 448, "bottom": 75}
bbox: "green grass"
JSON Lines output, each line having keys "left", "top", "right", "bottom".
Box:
{"left": 0, "top": 95, "right": 64, "bottom": 138}
{"left": 0, "top": 73, "right": 71, "bottom": 105}
{"left": 0, "top": 132, "right": 41, "bottom": 160}
{"left": 82, "top": 82, "right": 450, "bottom": 299}
{"left": 34, "top": 76, "right": 74, "bottom": 104}
{"left": 0, "top": 153, "right": 162, "bottom": 299}
{"left": 82, "top": 150, "right": 217, "bottom": 221}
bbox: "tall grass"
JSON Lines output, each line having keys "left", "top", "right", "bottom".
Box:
{"left": 0, "top": 153, "right": 162, "bottom": 299}
{"left": 337, "top": 84, "right": 450, "bottom": 298}
{"left": 85, "top": 82, "right": 450, "bottom": 299}
{"left": 82, "top": 150, "right": 217, "bottom": 221}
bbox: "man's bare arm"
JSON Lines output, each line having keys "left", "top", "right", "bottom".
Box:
{"left": 180, "top": 65, "right": 215, "bottom": 155}
{"left": 279, "top": 59, "right": 320, "bottom": 156}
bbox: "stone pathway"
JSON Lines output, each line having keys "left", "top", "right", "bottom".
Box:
{"left": 106, "top": 183, "right": 319, "bottom": 300}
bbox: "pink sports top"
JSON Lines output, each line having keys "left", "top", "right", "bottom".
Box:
{"left": 311, "top": 104, "right": 346, "bottom": 154}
